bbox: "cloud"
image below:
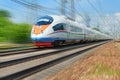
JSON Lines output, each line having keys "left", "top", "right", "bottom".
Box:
{"left": 72, "top": 11, "right": 120, "bottom": 39}
{"left": 115, "top": 13, "right": 120, "bottom": 17}
{"left": 114, "top": 12, "right": 120, "bottom": 22}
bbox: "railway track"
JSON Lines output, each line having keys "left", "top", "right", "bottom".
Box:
{"left": 0, "top": 46, "right": 65, "bottom": 57}
{"left": 0, "top": 47, "right": 40, "bottom": 56}
{"left": 0, "top": 43, "right": 88, "bottom": 56}
{"left": 0, "top": 41, "right": 109, "bottom": 80}
{"left": 0, "top": 41, "right": 104, "bottom": 56}
{"left": 0, "top": 42, "right": 99, "bottom": 57}
{"left": 0, "top": 42, "right": 102, "bottom": 68}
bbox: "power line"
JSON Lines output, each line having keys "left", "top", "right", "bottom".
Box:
{"left": 11, "top": 0, "right": 58, "bottom": 14}
{"left": 55, "top": 0, "right": 84, "bottom": 21}
{"left": 71, "top": 0, "right": 75, "bottom": 20}
{"left": 87, "top": 0, "right": 109, "bottom": 29}
{"left": 61, "top": 0, "right": 67, "bottom": 15}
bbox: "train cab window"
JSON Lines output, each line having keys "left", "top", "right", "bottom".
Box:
{"left": 53, "top": 23, "right": 66, "bottom": 31}
{"left": 35, "top": 16, "right": 53, "bottom": 26}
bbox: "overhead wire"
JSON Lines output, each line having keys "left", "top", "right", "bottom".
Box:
{"left": 11, "top": 0, "right": 59, "bottom": 14}
{"left": 95, "top": 0, "right": 115, "bottom": 35}
{"left": 54, "top": 0, "right": 87, "bottom": 21}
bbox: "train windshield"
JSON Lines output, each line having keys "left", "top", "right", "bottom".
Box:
{"left": 53, "top": 23, "right": 66, "bottom": 31}
{"left": 35, "top": 16, "right": 53, "bottom": 26}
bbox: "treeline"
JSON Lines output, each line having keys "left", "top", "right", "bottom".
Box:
{"left": 0, "top": 10, "right": 31, "bottom": 43}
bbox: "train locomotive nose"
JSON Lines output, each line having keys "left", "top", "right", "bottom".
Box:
{"left": 33, "top": 25, "right": 42, "bottom": 35}
{"left": 33, "top": 24, "right": 50, "bottom": 35}
{"left": 31, "top": 37, "right": 38, "bottom": 41}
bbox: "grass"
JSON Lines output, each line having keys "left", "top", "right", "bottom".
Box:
{"left": 92, "top": 63, "right": 120, "bottom": 76}
{"left": 103, "top": 50, "right": 110, "bottom": 56}
{"left": 0, "top": 43, "right": 33, "bottom": 49}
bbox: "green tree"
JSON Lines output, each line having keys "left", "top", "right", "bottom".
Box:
{"left": 0, "top": 16, "right": 13, "bottom": 42}
{"left": 0, "top": 10, "right": 32, "bottom": 43}
{"left": 10, "top": 23, "right": 31, "bottom": 43}
{"left": 0, "top": 10, "right": 11, "bottom": 18}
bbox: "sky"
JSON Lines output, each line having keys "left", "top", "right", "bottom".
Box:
{"left": 0, "top": 0, "right": 120, "bottom": 38}
{"left": 1, "top": 0, "right": 120, "bottom": 22}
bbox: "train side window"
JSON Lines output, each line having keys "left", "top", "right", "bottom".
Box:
{"left": 53, "top": 23, "right": 66, "bottom": 31}
{"left": 70, "top": 26, "right": 82, "bottom": 32}
{"left": 87, "top": 30, "right": 94, "bottom": 34}
{"left": 78, "top": 28, "right": 82, "bottom": 32}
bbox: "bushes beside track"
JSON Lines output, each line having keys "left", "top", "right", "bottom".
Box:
{"left": 0, "top": 10, "right": 32, "bottom": 43}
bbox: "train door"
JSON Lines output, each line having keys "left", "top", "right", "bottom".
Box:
{"left": 83, "top": 28, "right": 86, "bottom": 40}
{"left": 67, "top": 24, "right": 70, "bottom": 39}
{"left": 66, "top": 20, "right": 70, "bottom": 39}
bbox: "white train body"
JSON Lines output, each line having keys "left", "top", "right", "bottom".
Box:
{"left": 31, "top": 15, "right": 111, "bottom": 47}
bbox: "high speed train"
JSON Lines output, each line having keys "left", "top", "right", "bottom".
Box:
{"left": 31, "top": 15, "right": 111, "bottom": 47}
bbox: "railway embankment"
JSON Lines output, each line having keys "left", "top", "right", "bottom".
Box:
{"left": 46, "top": 41, "right": 120, "bottom": 80}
